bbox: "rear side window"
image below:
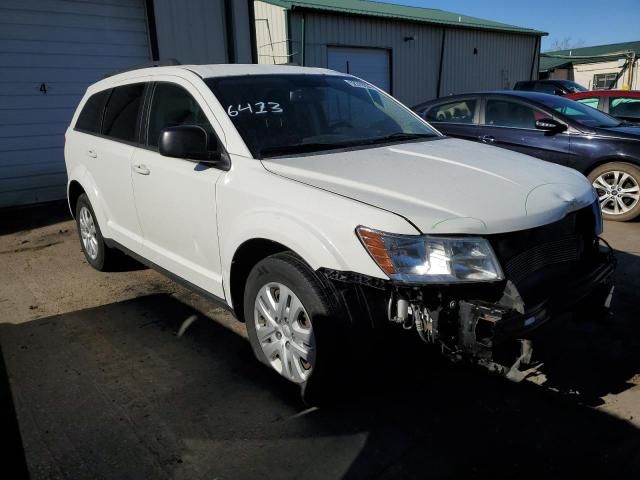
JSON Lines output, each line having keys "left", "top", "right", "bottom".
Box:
{"left": 426, "top": 99, "right": 477, "bottom": 123}
{"left": 610, "top": 97, "right": 640, "bottom": 120}
{"left": 576, "top": 97, "right": 600, "bottom": 110}
{"left": 533, "top": 83, "right": 561, "bottom": 94}
{"left": 102, "top": 83, "right": 145, "bottom": 142}
{"left": 75, "top": 90, "right": 110, "bottom": 133}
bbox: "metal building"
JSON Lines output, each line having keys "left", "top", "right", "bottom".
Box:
{"left": 254, "top": 0, "right": 545, "bottom": 106}
{"left": 540, "top": 41, "right": 640, "bottom": 90}
{"left": 0, "top": 0, "right": 255, "bottom": 208}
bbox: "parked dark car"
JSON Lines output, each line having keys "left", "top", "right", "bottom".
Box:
{"left": 514, "top": 79, "right": 588, "bottom": 96}
{"left": 565, "top": 90, "right": 640, "bottom": 124}
{"left": 413, "top": 91, "right": 640, "bottom": 221}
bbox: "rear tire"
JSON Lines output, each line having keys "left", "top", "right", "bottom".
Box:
{"left": 75, "top": 193, "right": 119, "bottom": 271}
{"left": 588, "top": 162, "right": 640, "bottom": 222}
{"left": 243, "top": 252, "right": 349, "bottom": 404}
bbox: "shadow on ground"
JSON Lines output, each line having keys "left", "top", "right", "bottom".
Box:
{"left": 0, "top": 200, "right": 72, "bottom": 236}
{"left": 1, "top": 283, "right": 640, "bottom": 479}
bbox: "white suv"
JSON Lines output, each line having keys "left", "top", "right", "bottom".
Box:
{"left": 65, "top": 64, "right": 614, "bottom": 397}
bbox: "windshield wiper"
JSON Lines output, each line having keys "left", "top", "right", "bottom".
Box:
{"left": 359, "top": 132, "right": 435, "bottom": 145}
{"left": 260, "top": 141, "right": 359, "bottom": 157}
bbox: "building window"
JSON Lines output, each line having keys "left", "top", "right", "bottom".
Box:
{"left": 592, "top": 73, "right": 618, "bottom": 90}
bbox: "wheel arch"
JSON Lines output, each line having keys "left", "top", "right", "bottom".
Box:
{"left": 229, "top": 238, "right": 292, "bottom": 322}
{"left": 583, "top": 156, "right": 640, "bottom": 176}
{"left": 67, "top": 180, "right": 86, "bottom": 218}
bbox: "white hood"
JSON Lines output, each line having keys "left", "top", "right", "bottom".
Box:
{"left": 262, "top": 138, "right": 596, "bottom": 234}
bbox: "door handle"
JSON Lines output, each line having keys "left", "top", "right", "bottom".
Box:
{"left": 87, "top": 149, "right": 97, "bottom": 158}
{"left": 133, "top": 164, "right": 150, "bottom": 175}
{"left": 479, "top": 135, "right": 495, "bottom": 143}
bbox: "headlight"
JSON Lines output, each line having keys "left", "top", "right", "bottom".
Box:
{"left": 356, "top": 226, "right": 504, "bottom": 284}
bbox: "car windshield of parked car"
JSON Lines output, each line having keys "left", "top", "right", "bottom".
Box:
{"left": 206, "top": 75, "right": 437, "bottom": 158}
{"left": 538, "top": 95, "right": 621, "bottom": 128}
{"left": 558, "top": 81, "right": 588, "bottom": 93}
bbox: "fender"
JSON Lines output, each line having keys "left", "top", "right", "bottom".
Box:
{"left": 217, "top": 158, "right": 419, "bottom": 308}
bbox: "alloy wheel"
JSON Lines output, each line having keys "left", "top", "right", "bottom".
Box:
{"left": 78, "top": 206, "right": 99, "bottom": 260}
{"left": 593, "top": 170, "right": 640, "bottom": 216}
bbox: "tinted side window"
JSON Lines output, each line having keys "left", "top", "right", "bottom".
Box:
{"left": 484, "top": 100, "right": 538, "bottom": 129}
{"left": 610, "top": 97, "right": 640, "bottom": 119}
{"left": 576, "top": 97, "right": 600, "bottom": 110}
{"left": 102, "top": 83, "right": 145, "bottom": 142}
{"left": 533, "top": 83, "right": 561, "bottom": 94}
{"left": 147, "top": 83, "right": 216, "bottom": 149}
{"left": 514, "top": 81, "right": 533, "bottom": 90}
{"left": 426, "top": 100, "right": 477, "bottom": 123}
{"left": 75, "top": 90, "right": 110, "bottom": 133}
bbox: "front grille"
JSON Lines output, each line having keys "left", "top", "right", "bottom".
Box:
{"left": 503, "top": 234, "right": 582, "bottom": 284}
{"left": 487, "top": 204, "right": 598, "bottom": 302}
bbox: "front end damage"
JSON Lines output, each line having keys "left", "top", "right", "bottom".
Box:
{"left": 321, "top": 205, "right": 616, "bottom": 381}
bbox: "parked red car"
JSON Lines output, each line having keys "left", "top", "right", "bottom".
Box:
{"left": 565, "top": 90, "right": 640, "bottom": 123}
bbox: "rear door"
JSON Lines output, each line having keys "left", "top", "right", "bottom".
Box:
{"left": 420, "top": 97, "right": 480, "bottom": 141}
{"left": 476, "top": 96, "right": 571, "bottom": 165}
{"left": 79, "top": 82, "right": 146, "bottom": 251}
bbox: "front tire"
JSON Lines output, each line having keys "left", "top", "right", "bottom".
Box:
{"left": 589, "top": 162, "right": 640, "bottom": 221}
{"left": 75, "top": 193, "right": 119, "bottom": 271}
{"left": 244, "top": 252, "right": 347, "bottom": 403}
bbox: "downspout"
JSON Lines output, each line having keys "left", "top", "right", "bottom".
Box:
{"left": 248, "top": 0, "right": 258, "bottom": 63}
{"left": 436, "top": 28, "right": 446, "bottom": 98}
{"left": 529, "top": 36, "right": 540, "bottom": 81}
{"left": 301, "top": 12, "right": 306, "bottom": 66}
{"left": 223, "top": 0, "right": 236, "bottom": 63}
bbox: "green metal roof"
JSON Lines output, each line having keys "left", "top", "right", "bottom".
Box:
{"left": 540, "top": 40, "right": 640, "bottom": 72}
{"left": 260, "top": 0, "right": 546, "bottom": 35}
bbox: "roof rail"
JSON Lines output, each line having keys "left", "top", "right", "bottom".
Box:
{"left": 101, "top": 59, "right": 181, "bottom": 79}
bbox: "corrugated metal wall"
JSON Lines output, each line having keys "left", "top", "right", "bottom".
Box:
{"left": 254, "top": 0, "right": 289, "bottom": 64}
{"left": 439, "top": 29, "right": 538, "bottom": 96}
{"left": 289, "top": 11, "right": 443, "bottom": 106}
{"left": 284, "top": 10, "right": 538, "bottom": 107}
{"left": 152, "top": 0, "right": 253, "bottom": 64}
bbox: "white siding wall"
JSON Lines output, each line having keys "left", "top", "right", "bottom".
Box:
{"left": 254, "top": 0, "right": 288, "bottom": 64}
{"left": 0, "top": 0, "right": 151, "bottom": 208}
{"left": 573, "top": 59, "right": 640, "bottom": 90}
{"left": 439, "top": 29, "right": 537, "bottom": 96}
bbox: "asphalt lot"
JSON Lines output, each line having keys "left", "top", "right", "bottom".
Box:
{"left": 1, "top": 202, "right": 640, "bottom": 479}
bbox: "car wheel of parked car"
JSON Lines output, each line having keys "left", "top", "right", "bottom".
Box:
{"left": 589, "top": 162, "right": 640, "bottom": 221}
{"left": 75, "top": 193, "right": 118, "bottom": 271}
{"left": 244, "top": 251, "right": 346, "bottom": 402}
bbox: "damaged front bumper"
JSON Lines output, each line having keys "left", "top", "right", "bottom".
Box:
{"left": 320, "top": 239, "right": 616, "bottom": 381}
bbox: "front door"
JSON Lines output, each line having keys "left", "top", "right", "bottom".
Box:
{"left": 477, "top": 97, "right": 571, "bottom": 166}
{"left": 131, "top": 80, "right": 226, "bottom": 298}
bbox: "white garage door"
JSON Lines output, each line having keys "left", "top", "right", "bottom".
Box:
{"left": 0, "top": 0, "right": 151, "bottom": 208}
{"left": 327, "top": 47, "right": 390, "bottom": 93}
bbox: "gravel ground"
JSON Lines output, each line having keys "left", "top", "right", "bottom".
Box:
{"left": 1, "top": 202, "right": 640, "bottom": 479}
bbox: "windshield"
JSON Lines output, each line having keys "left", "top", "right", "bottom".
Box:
{"left": 538, "top": 95, "right": 621, "bottom": 128}
{"left": 206, "top": 75, "right": 437, "bottom": 158}
{"left": 558, "top": 81, "right": 588, "bottom": 93}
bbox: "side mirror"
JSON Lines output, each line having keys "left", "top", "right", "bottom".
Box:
{"left": 158, "top": 125, "right": 222, "bottom": 165}
{"left": 535, "top": 117, "right": 567, "bottom": 134}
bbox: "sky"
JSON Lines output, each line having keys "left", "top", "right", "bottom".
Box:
{"left": 391, "top": 0, "right": 640, "bottom": 51}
